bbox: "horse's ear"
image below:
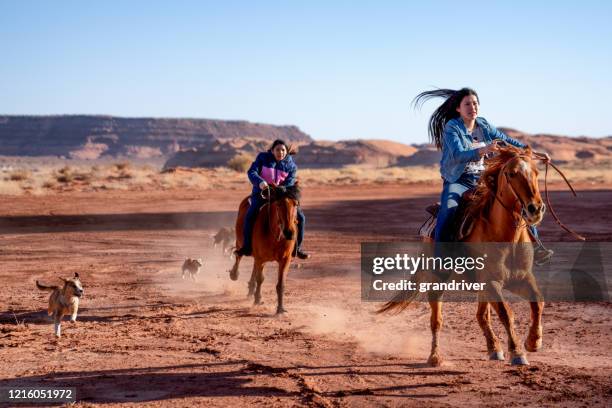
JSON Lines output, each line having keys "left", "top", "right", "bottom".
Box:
{"left": 287, "top": 144, "right": 296, "bottom": 155}
{"left": 524, "top": 145, "right": 533, "bottom": 156}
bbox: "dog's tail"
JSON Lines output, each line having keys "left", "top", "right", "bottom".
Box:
{"left": 36, "top": 281, "right": 58, "bottom": 291}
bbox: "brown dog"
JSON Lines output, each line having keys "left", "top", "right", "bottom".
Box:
{"left": 181, "top": 258, "right": 203, "bottom": 281}
{"left": 213, "top": 227, "right": 234, "bottom": 255}
{"left": 36, "top": 273, "right": 83, "bottom": 338}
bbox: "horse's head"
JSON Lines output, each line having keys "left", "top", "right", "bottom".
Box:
{"left": 494, "top": 146, "right": 545, "bottom": 225}
{"left": 266, "top": 185, "right": 300, "bottom": 241}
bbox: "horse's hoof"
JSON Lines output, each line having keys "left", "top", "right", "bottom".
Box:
{"left": 489, "top": 351, "right": 505, "bottom": 361}
{"left": 511, "top": 355, "right": 529, "bottom": 366}
{"left": 276, "top": 308, "right": 287, "bottom": 315}
{"left": 524, "top": 338, "right": 542, "bottom": 352}
{"left": 427, "top": 354, "right": 443, "bottom": 367}
{"left": 253, "top": 300, "right": 264, "bottom": 306}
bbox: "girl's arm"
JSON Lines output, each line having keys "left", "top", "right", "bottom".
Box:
{"left": 281, "top": 163, "right": 297, "bottom": 187}
{"left": 481, "top": 118, "right": 526, "bottom": 148}
{"left": 443, "top": 122, "right": 482, "bottom": 165}
{"left": 247, "top": 153, "right": 266, "bottom": 187}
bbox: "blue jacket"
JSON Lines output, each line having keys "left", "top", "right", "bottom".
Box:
{"left": 440, "top": 116, "right": 526, "bottom": 182}
{"left": 247, "top": 151, "right": 297, "bottom": 194}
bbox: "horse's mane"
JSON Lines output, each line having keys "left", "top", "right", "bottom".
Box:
{"left": 260, "top": 184, "right": 301, "bottom": 236}
{"left": 273, "top": 183, "right": 301, "bottom": 202}
{"left": 262, "top": 183, "right": 301, "bottom": 202}
{"left": 465, "top": 146, "right": 527, "bottom": 220}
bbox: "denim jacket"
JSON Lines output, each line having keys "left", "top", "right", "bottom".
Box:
{"left": 440, "top": 116, "right": 526, "bottom": 182}
{"left": 247, "top": 151, "right": 297, "bottom": 194}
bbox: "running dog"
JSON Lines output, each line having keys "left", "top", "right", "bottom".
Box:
{"left": 213, "top": 227, "right": 234, "bottom": 255}
{"left": 36, "top": 273, "right": 83, "bottom": 338}
{"left": 182, "top": 258, "right": 203, "bottom": 281}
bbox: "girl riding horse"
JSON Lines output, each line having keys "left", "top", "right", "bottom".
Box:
{"left": 414, "top": 88, "right": 553, "bottom": 264}
{"left": 234, "top": 139, "right": 310, "bottom": 260}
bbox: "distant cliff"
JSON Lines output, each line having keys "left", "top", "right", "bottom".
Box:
{"left": 0, "top": 115, "right": 312, "bottom": 158}
{"left": 164, "top": 131, "right": 612, "bottom": 169}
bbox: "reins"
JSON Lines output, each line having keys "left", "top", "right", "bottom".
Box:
{"left": 536, "top": 154, "right": 586, "bottom": 241}
{"left": 260, "top": 187, "right": 284, "bottom": 242}
{"left": 494, "top": 177, "right": 526, "bottom": 231}
{"left": 492, "top": 150, "right": 585, "bottom": 241}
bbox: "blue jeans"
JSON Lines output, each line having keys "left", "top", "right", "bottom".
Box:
{"left": 242, "top": 193, "right": 305, "bottom": 251}
{"left": 435, "top": 173, "right": 542, "bottom": 243}
{"left": 435, "top": 173, "right": 479, "bottom": 242}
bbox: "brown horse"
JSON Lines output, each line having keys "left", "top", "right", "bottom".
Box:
{"left": 229, "top": 185, "right": 300, "bottom": 314}
{"left": 379, "top": 146, "right": 545, "bottom": 366}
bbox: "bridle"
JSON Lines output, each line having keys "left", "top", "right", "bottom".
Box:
{"left": 493, "top": 155, "right": 538, "bottom": 230}
{"left": 490, "top": 150, "right": 585, "bottom": 241}
{"left": 260, "top": 187, "right": 298, "bottom": 242}
{"left": 260, "top": 187, "right": 280, "bottom": 241}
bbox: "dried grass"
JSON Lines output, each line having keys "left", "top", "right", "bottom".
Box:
{"left": 0, "top": 160, "right": 610, "bottom": 196}
{"left": 227, "top": 154, "right": 254, "bottom": 172}
{"left": 8, "top": 169, "right": 31, "bottom": 181}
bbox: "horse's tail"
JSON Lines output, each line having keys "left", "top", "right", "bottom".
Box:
{"left": 376, "top": 272, "right": 426, "bottom": 315}
{"left": 376, "top": 292, "right": 419, "bottom": 315}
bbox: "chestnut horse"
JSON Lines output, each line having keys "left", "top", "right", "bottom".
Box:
{"left": 229, "top": 185, "right": 300, "bottom": 314}
{"left": 379, "top": 146, "right": 545, "bottom": 366}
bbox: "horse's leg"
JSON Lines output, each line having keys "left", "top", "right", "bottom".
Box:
{"left": 483, "top": 280, "right": 528, "bottom": 365}
{"left": 427, "top": 299, "right": 443, "bottom": 366}
{"left": 490, "top": 300, "right": 528, "bottom": 365}
{"left": 247, "top": 269, "right": 256, "bottom": 298}
{"left": 525, "top": 299, "right": 544, "bottom": 352}
{"left": 229, "top": 255, "right": 242, "bottom": 281}
{"left": 507, "top": 279, "right": 544, "bottom": 352}
{"left": 275, "top": 257, "right": 291, "bottom": 314}
{"left": 476, "top": 301, "right": 504, "bottom": 360}
{"left": 253, "top": 260, "right": 265, "bottom": 305}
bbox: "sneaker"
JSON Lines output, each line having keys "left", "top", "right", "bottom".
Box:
{"left": 296, "top": 249, "right": 310, "bottom": 260}
{"left": 534, "top": 247, "right": 554, "bottom": 266}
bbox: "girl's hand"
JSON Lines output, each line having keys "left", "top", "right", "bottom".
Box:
{"left": 259, "top": 181, "right": 269, "bottom": 190}
{"left": 479, "top": 141, "right": 499, "bottom": 156}
{"left": 533, "top": 151, "right": 551, "bottom": 162}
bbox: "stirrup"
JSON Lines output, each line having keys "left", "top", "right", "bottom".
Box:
{"left": 534, "top": 247, "right": 554, "bottom": 266}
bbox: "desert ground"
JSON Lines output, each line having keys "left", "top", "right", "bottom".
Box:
{"left": 1, "top": 172, "right": 611, "bottom": 406}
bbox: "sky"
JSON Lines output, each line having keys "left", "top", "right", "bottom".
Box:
{"left": 1, "top": 1, "right": 611, "bottom": 144}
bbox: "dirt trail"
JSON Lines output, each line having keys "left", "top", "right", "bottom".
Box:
{"left": 0, "top": 184, "right": 610, "bottom": 406}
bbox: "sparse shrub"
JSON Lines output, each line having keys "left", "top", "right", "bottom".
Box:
{"left": 73, "top": 171, "right": 93, "bottom": 182}
{"left": 227, "top": 154, "right": 253, "bottom": 172}
{"left": 58, "top": 166, "right": 72, "bottom": 175}
{"left": 9, "top": 169, "right": 31, "bottom": 181}
{"left": 55, "top": 169, "right": 74, "bottom": 183}
{"left": 114, "top": 162, "right": 130, "bottom": 171}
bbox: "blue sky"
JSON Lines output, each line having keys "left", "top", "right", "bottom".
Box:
{"left": 1, "top": 1, "right": 610, "bottom": 144}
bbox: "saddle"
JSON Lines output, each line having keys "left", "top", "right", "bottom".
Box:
{"left": 418, "top": 189, "right": 477, "bottom": 241}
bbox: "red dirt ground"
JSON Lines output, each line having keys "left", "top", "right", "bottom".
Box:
{"left": 1, "top": 183, "right": 610, "bottom": 407}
